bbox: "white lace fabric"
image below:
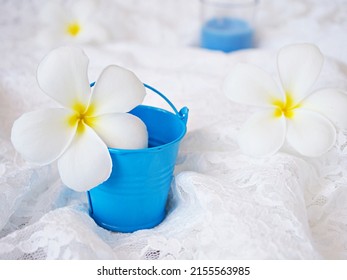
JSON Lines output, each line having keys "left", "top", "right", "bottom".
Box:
{"left": 1, "top": 0, "right": 347, "bottom": 260}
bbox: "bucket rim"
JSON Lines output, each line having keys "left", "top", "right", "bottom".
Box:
{"left": 108, "top": 104, "right": 187, "bottom": 154}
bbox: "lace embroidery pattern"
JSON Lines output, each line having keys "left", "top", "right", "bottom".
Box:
{"left": 1, "top": 0, "right": 347, "bottom": 260}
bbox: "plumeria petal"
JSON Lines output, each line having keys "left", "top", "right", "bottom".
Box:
{"left": 302, "top": 88, "right": 347, "bottom": 129}
{"left": 57, "top": 125, "right": 112, "bottom": 192}
{"left": 11, "top": 108, "right": 76, "bottom": 165}
{"left": 223, "top": 63, "right": 284, "bottom": 107}
{"left": 70, "top": 0, "right": 96, "bottom": 21}
{"left": 37, "top": 46, "right": 91, "bottom": 108}
{"left": 91, "top": 65, "right": 146, "bottom": 115}
{"left": 238, "top": 110, "right": 286, "bottom": 157}
{"left": 77, "top": 21, "right": 109, "bottom": 44}
{"left": 286, "top": 109, "right": 336, "bottom": 157}
{"left": 277, "top": 43, "right": 323, "bottom": 102}
{"left": 40, "top": 2, "right": 71, "bottom": 26}
{"left": 92, "top": 113, "right": 148, "bottom": 149}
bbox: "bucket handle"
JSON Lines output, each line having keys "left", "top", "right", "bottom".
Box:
{"left": 143, "top": 83, "right": 189, "bottom": 124}
{"left": 90, "top": 81, "right": 188, "bottom": 124}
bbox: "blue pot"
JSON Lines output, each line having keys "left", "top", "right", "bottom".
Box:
{"left": 87, "top": 84, "right": 188, "bottom": 233}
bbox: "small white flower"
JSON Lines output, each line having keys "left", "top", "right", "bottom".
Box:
{"left": 11, "top": 46, "right": 148, "bottom": 191}
{"left": 37, "top": 0, "right": 108, "bottom": 46}
{"left": 223, "top": 43, "right": 347, "bottom": 157}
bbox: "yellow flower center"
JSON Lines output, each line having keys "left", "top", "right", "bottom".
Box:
{"left": 272, "top": 93, "right": 301, "bottom": 119}
{"left": 66, "top": 22, "right": 81, "bottom": 37}
{"left": 68, "top": 102, "right": 96, "bottom": 135}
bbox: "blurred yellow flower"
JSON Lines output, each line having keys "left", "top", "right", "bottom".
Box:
{"left": 37, "top": 0, "right": 109, "bottom": 46}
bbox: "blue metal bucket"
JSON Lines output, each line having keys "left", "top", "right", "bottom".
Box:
{"left": 87, "top": 84, "right": 189, "bottom": 233}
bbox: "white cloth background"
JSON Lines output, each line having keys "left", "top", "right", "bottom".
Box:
{"left": 1, "top": 0, "right": 347, "bottom": 259}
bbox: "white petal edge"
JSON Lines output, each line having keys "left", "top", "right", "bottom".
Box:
{"left": 71, "top": 0, "right": 96, "bottom": 21}
{"left": 277, "top": 43, "right": 323, "bottom": 102}
{"left": 223, "top": 63, "right": 284, "bottom": 107}
{"left": 91, "top": 65, "right": 146, "bottom": 115}
{"left": 77, "top": 21, "right": 109, "bottom": 44}
{"left": 37, "top": 46, "right": 91, "bottom": 108}
{"left": 238, "top": 109, "right": 286, "bottom": 157}
{"left": 302, "top": 88, "right": 347, "bottom": 129}
{"left": 39, "top": 2, "right": 71, "bottom": 24}
{"left": 11, "top": 108, "right": 76, "bottom": 165}
{"left": 286, "top": 109, "right": 336, "bottom": 157}
{"left": 92, "top": 113, "right": 148, "bottom": 149}
{"left": 57, "top": 125, "right": 112, "bottom": 192}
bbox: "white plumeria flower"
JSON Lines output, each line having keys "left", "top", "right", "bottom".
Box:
{"left": 11, "top": 46, "right": 148, "bottom": 191}
{"left": 223, "top": 43, "right": 347, "bottom": 157}
{"left": 38, "top": 0, "right": 108, "bottom": 46}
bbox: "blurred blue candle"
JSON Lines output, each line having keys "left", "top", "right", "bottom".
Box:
{"left": 201, "top": 17, "right": 253, "bottom": 52}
